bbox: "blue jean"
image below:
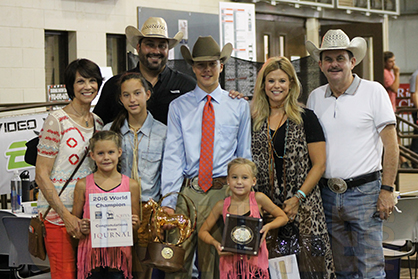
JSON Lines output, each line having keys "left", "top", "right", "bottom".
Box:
{"left": 321, "top": 179, "right": 385, "bottom": 279}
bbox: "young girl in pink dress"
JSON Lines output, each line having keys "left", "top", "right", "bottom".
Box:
{"left": 199, "top": 158, "right": 288, "bottom": 279}
{"left": 73, "top": 130, "right": 140, "bottom": 279}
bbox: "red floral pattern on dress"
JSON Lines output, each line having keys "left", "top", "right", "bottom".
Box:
{"left": 66, "top": 138, "right": 78, "bottom": 148}
{"left": 45, "top": 136, "right": 60, "bottom": 143}
{"left": 69, "top": 154, "right": 80, "bottom": 165}
{"left": 39, "top": 150, "right": 58, "bottom": 156}
{"left": 63, "top": 127, "right": 85, "bottom": 142}
{"left": 58, "top": 115, "right": 68, "bottom": 122}
{"left": 47, "top": 129, "right": 60, "bottom": 136}
{"left": 36, "top": 109, "right": 103, "bottom": 226}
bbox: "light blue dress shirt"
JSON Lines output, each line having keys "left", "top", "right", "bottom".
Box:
{"left": 161, "top": 85, "right": 252, "bottom": 208}
{"left": 103, "top": 112, "right": 167, "bottom": 202}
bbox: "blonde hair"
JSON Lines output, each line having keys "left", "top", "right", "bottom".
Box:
{"left": 226, "top": 158, "right": 257, "bottom": 197}
{"left": 89, "top": 130, "right": 122, "bottom": 172}
{"left": 251, "top": 56, "right": 303, "bottom": 131}
{"left": 227, "top": 157, "right": 258, "bottom": 178}
{"left": 89, "top": 130, "right": 122, "bottom": 152}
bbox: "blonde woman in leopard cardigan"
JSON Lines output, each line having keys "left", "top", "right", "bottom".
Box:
{"left": 251, "top": 56, "right": 335, "bottom": 279}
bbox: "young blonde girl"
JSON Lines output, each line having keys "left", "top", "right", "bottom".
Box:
{"left": 199, "top": 158, "right": 288, "bottom": 279}
{"left": 73, "top": 130, "right": 140, "bottom": 279}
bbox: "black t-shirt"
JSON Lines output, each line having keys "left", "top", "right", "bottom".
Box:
{"left": 270, "top": 108, "right": 325, "bottom": 186}
{"left": 93, "top": 64, "right": 196, "bottom": 125}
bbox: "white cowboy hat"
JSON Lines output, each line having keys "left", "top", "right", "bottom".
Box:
{"left": 181, "top": 36, "right": 233, "bottom": 66}
{"left": 125, "top": 17, "right": 183, "bottom": 50}
{"left": 306, "top": 29, "right": 367, "bottom": 66}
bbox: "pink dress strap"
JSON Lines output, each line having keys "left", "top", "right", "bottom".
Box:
{"left": 220, "top": 192, "right": 270, "bottom": 279}
{"left": 77, "top": 173, "right": 133, "bottom": 279}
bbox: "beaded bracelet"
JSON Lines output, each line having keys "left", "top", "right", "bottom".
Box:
{"left": 297, "top": 190, "right": 306, "bottom": 198}
{"left": 294, "top": 191, "right": 306, "bottom": 205}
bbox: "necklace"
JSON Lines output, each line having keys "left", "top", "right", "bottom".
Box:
{"left": 270, "top": 103, "right": 284, "bottom": 109}
{"left": 267, "top": 111, "right": 286, "bottom": 146}
{"left": 267, "top": 112, "right": 288, "bottom": 197}
{"left": 71, "top": 102, "right": 90, "bottom": 127}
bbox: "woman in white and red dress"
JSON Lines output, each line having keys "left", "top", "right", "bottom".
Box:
{"left": 35, "top": 58, "right": 103, "bottom": 279}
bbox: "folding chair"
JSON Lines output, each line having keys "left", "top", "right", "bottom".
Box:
{"left": 0, "top": 211, "right": 16, "bottom": 256}
{"left": 383, "top": 197, "right": 418, "bottom": 279}
{"left": 0, "top": 210, "right": 17, "bottom": 276}
{"left": 2, "top": 216, "right": 50, "bottom": 279}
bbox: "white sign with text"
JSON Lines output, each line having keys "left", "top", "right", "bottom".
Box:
{"left": 89, "top": 192, "right": 133, "bottom": 248}
{"left": 219, "top": 2, "right": 256, "bottom": 62}
{"left": 0, "top": 113, "right": 48, "bottom": 195}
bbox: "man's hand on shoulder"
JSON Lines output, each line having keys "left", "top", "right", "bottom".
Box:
{"left": 228, "top": 90, "right": 249, "bottom": 100}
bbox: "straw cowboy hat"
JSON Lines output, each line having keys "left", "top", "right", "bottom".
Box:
{"left": 306, "top": 29, "right": 367, "bottom": 66}
{"left": 181, "top": 36, "right": 233, "bottom": 66}
{"left": 125, "top": 17, "right": 183, "bottom": 49}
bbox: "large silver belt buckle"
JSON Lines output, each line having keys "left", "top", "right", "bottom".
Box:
{"left": 190, "top": 177, "right": 204, "bottom": 193}
{"left": 327, "top": 178, "right": 348, "bottom": 194}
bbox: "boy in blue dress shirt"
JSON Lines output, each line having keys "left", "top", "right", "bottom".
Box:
{"left": 161, "top": 36, "right": 252, "bottom": 279}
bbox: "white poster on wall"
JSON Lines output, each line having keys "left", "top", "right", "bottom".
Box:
{"left": 219, "top": 2, "right": 256, "bottom": 62}
{"left": 92, "top": 67, "right": 113, "bottom": 107}
{"left": 178, "top": 19, "right": 188, "bottom": 44}
{"left": 0, "top": 113, "right": 48, "bottom": 195}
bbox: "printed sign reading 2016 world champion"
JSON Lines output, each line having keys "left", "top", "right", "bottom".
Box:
{"left": 89, "top": 192, "right": 133, "bottom": 248}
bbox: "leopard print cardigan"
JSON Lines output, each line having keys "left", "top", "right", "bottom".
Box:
{"left": 252, "top": 116, "right": 336, "bottom": 279}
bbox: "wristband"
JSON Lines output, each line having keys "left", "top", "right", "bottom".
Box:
{"left": 297, "top": 190, "right": 306, "bottom": 198}
{"left": 294, "top": 191, "right": 306, "bottom": 204}
{"left": 381, "top": 185, "right": 394, "bottom": 192}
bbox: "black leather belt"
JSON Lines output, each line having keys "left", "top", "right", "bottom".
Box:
{"left": 320, "top": 171, "right": 380, "bottom": 192}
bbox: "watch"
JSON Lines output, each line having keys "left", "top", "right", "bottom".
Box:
{"left": 381, "top": 185, "right": 394, "bottom": 192}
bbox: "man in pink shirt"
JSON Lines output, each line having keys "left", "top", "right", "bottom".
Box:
{"left": 383, "top": 51, "right": 399, "bottom": 112}
{"left": 384, "top": 51, "right": 410, "bottom": 168}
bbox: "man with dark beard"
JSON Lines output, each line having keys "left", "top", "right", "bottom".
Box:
{"left": 94, "top": 17, "right": 196, "bottom": 125}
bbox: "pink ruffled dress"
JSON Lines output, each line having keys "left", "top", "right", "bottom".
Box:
{"left": 77, "top": 174, "right": 133, "bottom": 279}
{"left": 221, "top": 191, "right": 270, "bottom": 279}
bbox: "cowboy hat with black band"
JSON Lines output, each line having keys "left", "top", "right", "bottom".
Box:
{"left": 125, "top": 17, "right": 183, "bottom": 50}
{"left": 306, "top": 29, "right": 367, "bottom": 66}
{"left": 181, "top": 36, "right": 233, "bottom": 66}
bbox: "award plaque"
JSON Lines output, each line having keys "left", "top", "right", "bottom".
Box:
{"left": 221, "top": 213, "right": 263, "bottom": 255}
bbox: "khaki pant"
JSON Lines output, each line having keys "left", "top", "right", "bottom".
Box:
{"left": 165, "top": 184, "right": 228, "bottom": 279}
{"left": 133, "top": 203, "right": 153, "bottom": 279}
